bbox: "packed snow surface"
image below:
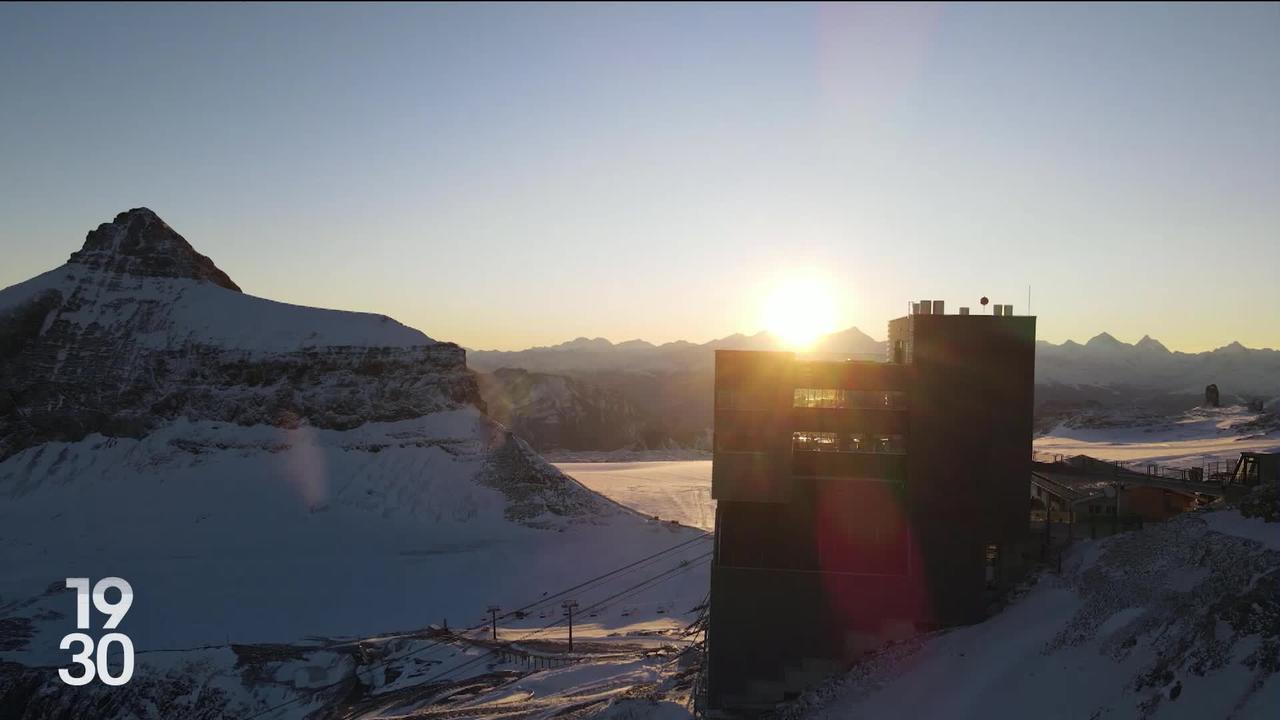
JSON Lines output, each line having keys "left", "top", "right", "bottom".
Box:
{"left": 0, "top": 412, "right": 709, "bottom": 667}
{"left": 555, "top": 462, "right": 716, "bottom": 531}
{"left": 1035, "top": 405, "right": 1280, "bottom": 466}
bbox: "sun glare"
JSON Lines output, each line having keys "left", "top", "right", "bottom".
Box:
{"left": 761, "top": 276, "right": 838, "bottom": 349}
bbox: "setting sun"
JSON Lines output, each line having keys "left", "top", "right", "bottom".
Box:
{"left": 761, "top": 275, "right": 838, "bottom": 349}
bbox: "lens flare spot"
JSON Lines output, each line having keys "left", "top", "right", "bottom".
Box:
{"left": 761, "top": 275, "right": 839, "bottom": 349}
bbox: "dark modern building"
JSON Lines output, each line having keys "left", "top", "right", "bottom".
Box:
{"left": 707, "top": 300, "right": 1037, "bottom": 711}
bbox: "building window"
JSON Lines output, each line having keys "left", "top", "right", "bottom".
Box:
{"left": 793, "top": 388, "right": 842, "bottom": 409}
{"left": 793, "top": 389, "right": 907, "bottom": 410}
{"left": 793, "top": 432, "right": 906, "bottom": 454}
{"left": 792, "top": 431, "right": 840, "bottom": 452}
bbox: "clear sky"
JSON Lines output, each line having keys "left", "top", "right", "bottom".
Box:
{"left": 2, "top": 2, "right": 1277, "bottom": 351}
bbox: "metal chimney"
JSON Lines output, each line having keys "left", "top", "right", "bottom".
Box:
{"left": 934, "top": 300, "right": 945, "bottom": 315}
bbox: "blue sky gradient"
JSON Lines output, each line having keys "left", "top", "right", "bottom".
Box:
{"left": 2, "top": 3, "right": 1276, "bottom": 350}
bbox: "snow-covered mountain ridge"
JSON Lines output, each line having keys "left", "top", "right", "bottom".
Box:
{"left": 0, "top": 210, "right": 709, "bottom": 718}
{"left": 0, "top": 208, "right": 477, "bottom": 460}
{"left": 1036, "top": 333, "right": 1280, "bottom": 396}
{"left": 468, "top": 326, "right": 1278, "bottom": 452}
{"left": 467, "top": 327, "right": 887, "bottom": 373}
{"left": 470, "top": 327, "right": 1278, "bottom": 397}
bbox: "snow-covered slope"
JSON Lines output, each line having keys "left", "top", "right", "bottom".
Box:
{"left": 555, "top": 461, "right": 716, "bottom": 531}
{"left": 0, "top": 415, "right": 694, "bottom": 655}
{"left": 790, "top": 509, "right": 1280, "bottom": 720}
{"left": 1035, "top": 405, "right": 1280, "bottom": 466}
{"left": 0, "top": 209, "right": 708, "bottom": 717}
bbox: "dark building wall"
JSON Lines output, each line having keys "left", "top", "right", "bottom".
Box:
{"left": 712, "top": 351, "right": 795, "bottom": 503}
{"left": 898, "top": 314, "right": 1036, "bottom": 624}
{"left": 708, "top": 314, "right": 1036, "bottom": 710}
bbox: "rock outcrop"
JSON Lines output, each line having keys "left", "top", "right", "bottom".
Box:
{"left": 68, "top": 207, "right": 241, "bottom": 291}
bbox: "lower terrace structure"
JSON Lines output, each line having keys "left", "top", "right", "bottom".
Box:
{"left": 707, "top": 301, "right": 1037, "bottom": 711}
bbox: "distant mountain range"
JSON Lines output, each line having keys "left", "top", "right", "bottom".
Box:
{"left": 472, "top": 327, "right": 1277, "bottom": 394}
{"left": 471, "top": 327, "right": 1279, "bottom": 452}
{"left": 1036, "top": 332, "right": 1279, "bottom": 395}
{"left": 468, "top": 327, "right": 887, "bottom": 373}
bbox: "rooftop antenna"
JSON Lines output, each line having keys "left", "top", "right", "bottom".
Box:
{"left": 1028, "top": 285, "right": 1032, "bottom": 315}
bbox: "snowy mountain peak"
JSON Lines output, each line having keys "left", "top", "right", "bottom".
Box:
{"left": 1085, "top": 332, "right": 1129, "bottom": 350}
{"left": 811, "top": 326, "right": 883, "bottom": 355}
{"left": 0, "top": 209, "right": 474, "bottom": 459}
{"left": 615, "top": 339, "right": 655, "bottom": 350}
{"left": 560, "top": 336, "right": 614, "bottom": 350}
{"left": 1133, "top": 335, "right": 1169, "bottom": 353}
{"left": 68, "top": 208, "right": 241, "bottom": 291}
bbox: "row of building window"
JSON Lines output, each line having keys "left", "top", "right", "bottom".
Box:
{"left": 716, "top": 388, "right": 909, "bottom": 411}
{"left": 794, "top": 388, "right": 907, "bottom": 410}
{"left": 792, "top": 431, "right": 906, "bottom": 454}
